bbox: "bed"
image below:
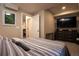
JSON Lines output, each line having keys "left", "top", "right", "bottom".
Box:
{"left": 0, "top": 36, "right": 70, "bottom": 56}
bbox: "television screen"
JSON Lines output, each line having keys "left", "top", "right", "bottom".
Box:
{"left": 57, "top": 16, "right": 76, "bottom": 28}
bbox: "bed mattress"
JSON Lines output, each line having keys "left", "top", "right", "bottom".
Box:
{"left": 0, "top": 37, "right": 70, "bottom": 56}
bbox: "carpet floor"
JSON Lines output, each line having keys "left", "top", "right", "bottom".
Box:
{"left": 64, "top": 42, "right": 79, "bottom": 56}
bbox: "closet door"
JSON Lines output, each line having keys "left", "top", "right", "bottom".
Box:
{"left": 32, "top": 14, "right": 39, "bottom": 38}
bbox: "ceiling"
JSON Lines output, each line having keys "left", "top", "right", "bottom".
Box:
{"left": 15, "top": 3, "right": 79, "bottom": 15}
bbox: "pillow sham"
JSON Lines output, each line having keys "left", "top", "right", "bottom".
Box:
{"left": 12, "top": 38, "right": 30, "bottom": 51}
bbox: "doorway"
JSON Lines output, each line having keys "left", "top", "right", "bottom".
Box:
{"left": 21, "top": 13, "right": 40, "bottom": 38}
{"left": 26, "top": 16, "right": 32, "bottom": 38}
{"left": 21, "top": 13, "right": 32, "bottom": 38}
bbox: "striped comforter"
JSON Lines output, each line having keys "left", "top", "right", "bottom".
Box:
{"left": 0, "top": 37, "right": 70, "bottom": 56}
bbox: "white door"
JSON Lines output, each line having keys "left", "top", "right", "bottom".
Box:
{"left": 26, "top": 18, "right": 32, "bottom": 37}
{"left": 32, "top": 14, "right": 39, "bottom": 38}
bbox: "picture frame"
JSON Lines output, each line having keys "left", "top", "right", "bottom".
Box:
{"left": 3, "top": 10, "right": 16, "bottom": 26}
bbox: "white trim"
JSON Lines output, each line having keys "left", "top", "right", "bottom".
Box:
{"left": 54, "top": 10, "right": 79, "bottom": 16}
{"left": 3, "top": 10, "right": 16, "bottom": 26}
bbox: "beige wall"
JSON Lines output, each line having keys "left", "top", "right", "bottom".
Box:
{"left": 0, "top": 4, "right": 32, "bottom": 38}
{"left": 0, "top": 4, "right": 22, "bottom": 38}
{"left": 44, "top": 11, "right": 55, "bottom": 34}
{"left": 38, "top": 10, "right": 55, "bottom": 38}
{"left": 38, "top": 10, "right": 45, "bottom": 38}
{"left": 0, "top": 4, "right": 55, "bottom": 39}
{"left": 0, "top": 4, "right": 32, "bottom": 39}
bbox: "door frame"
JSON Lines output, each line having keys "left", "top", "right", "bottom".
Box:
{"left": 21, "top": 13, "right": 32, "bottom": 38}
{"left": 21, "top": 13, "right": 27, "bottom": 38}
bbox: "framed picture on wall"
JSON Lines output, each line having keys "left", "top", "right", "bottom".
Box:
{"left": 3, "top": 10, "right": 16, "bottom": 26}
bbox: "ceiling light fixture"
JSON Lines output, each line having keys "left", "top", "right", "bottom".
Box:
{"left": 62, "top": 6, "right": 66, "bottom": 10}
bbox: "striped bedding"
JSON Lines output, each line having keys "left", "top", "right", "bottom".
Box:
{"left": 0, "top": 36, "right": 70, "bottom": 56}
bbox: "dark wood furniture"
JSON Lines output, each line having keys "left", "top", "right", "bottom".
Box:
{"left": 46, "top": 33, "right": 54, "bottom": 40}
{"left": 54, "top": 29, "right": 77, "bottom": 42}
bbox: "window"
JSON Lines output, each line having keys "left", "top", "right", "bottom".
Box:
{"left": 3, "top": 10, "right": 16, "bottom": 26}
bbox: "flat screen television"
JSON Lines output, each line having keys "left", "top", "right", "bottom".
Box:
{"left": 57, "top": 16, "right": 76, "bottom": 28}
